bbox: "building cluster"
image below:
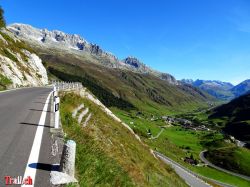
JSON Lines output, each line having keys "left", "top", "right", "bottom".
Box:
{"left": 162, "top": 116, "right": 210, "bottom": 131}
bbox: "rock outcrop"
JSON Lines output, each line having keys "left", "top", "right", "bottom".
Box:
{"left": 0, "top": 28, "right": 48, "bottom": 89}
{"left": 122, "top": 56, "right": 179, "bottom": 84}
{"left": 8, "top": 23, "right": 118, "bottom": 62}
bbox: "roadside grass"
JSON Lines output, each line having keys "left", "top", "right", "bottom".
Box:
{"left": 0, "top": 73, "right": 12, "bottom": 90}
{"left": 65, "top": 183, "right": 77, "bottom": 187}
{"left": 112, "top": 108, "right": 250, "bottom": 187}
{"left": 60, "top": 93, "right": 134, "bottom": 187}
{"left": 60, "top": 92, "right": 187, "bottom": 187}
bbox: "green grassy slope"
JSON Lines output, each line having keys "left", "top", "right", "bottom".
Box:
{"left": 39, "top": 50, "right": 212, "bottom": 115}
{"left": 113, "top": 109, "right": 250, "bottom": 186}
{"left": 209, "top": 93, "right": 250, "bottom": 142}
{"left": 206, "top": 146, "right": 250, "bottom": 176}
{"left": 0, "top": 73, "right": 12, "bottom": 90}
{"left": 60, "top": 91, "right": 187, "bottom": 187}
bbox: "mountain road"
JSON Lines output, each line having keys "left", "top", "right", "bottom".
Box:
{"left": 0, "top": 87, "right": 53, "bottom": 186}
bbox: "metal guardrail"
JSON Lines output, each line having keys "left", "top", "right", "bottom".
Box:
{"left": 51, "top": 81, "right": 83, "bottom": 91}
{"left": 52, "top": 81, "right": 83, "bottom": 129}
{"left": 50, "top": 81, "right": 80, "bottom": 185}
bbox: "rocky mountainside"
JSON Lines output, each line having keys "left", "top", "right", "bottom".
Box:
{"left": 0, "top": 28, "right": 48, "bottom": 90}
{"left": 180, "top": 79, "right": 250, "bottom": 100}
{"left": 8, "top": 23, "right": 178, "bottom": 85}
{"left": 8, "top": 23, "right": 119, "bottom": 62}
{"left": 122, "top": 56, "right": 178, "bottom": 84}
{"left": 6, "top": 23, "right": 213, "bottom": 114}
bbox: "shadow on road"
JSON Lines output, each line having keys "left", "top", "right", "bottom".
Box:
{"left": 29, "top": 109, "right": 51, "bottom": 113}
{"left": 20, "top": 122, "right": 52, "bottom": 128}
{"left": 29, "top": 163, "right": 60, "bottom": 171}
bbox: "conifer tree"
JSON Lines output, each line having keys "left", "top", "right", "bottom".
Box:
{"left": 0, "top": 6, "right": 6, "bottom": 28}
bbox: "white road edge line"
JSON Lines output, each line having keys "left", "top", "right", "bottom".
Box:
{"left": 22, "top": 91, "right": 52, "bottom": 187}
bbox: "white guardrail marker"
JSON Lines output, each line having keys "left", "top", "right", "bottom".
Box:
{"left": 54, "top": 96, "right": 60, "bottom": 129}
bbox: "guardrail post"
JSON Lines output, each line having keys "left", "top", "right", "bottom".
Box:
{"left": 54, "top": 96, "right": 60, "bottom": 129}
{"left": 53, "top": 86, "right": 57, "bottom": 112}
{"left": 60, "top": 140, "right": 76, "bottom": 177}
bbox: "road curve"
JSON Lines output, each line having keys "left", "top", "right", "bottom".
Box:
{"left": 154, "top": 151, "right": 236, "bottom": 187}
{"left": 0, "top": 87, "right": 53, "bottom": 186}
{"left": 200, "top": 150, "right": 250, "bottom": 181}
{"left": 154, "top": 152, "right": 211, "bottom": 187}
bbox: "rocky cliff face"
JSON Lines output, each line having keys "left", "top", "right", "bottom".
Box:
{"left": 8, "top": 23, "right": 178, "bottom": 85}
{"left": 122, "top": 56, "right": 154, "bottom": 73}
{"left": 8, "top": 23, "right": 119, "bottom": 62}
{"left": 122, "top": 56, "right": 179, "bottom": 84}
{"left": 0, "top": 28, "right": 48, "bottom": 89}
{"left": 159, "top": 73, "right": 179, "bottom": 85}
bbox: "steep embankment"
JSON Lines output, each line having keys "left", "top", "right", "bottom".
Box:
{"left": 0, "top": 28, "right": 48, "bottom": 90}
{"left": 60, "top": 89, "right": 187, "bottom": 187}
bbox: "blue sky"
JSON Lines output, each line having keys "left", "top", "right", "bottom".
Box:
{"left": 2, "top": 0, "right": 250, "bottom": 84}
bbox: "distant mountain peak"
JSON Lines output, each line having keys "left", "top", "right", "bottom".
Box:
{"left": 231, "top": 79, "right": 250, "bottom": 97}
{"left": 181, "top": 78, "right": 250, "bottom": 100}
{"left": 8, "top": 23, "right": 120, "bottom": 63}
{"left": 122, "top": 56, "right": 144, "bottom": 69}
{"left": 181, "top": 79, "right": 194, "bottom": 84}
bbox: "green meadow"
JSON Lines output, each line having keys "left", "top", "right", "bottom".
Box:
{"left": 112, "top": 108, "right": 250, "bottom": 187}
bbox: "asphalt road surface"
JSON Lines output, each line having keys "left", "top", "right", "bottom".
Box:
{"left": 0, "top": 87, "right": 53, "bottom": 186}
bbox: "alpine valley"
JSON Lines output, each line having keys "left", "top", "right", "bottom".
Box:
{"left": 8, "top": 23, "right": 214, "bottom": 114}
{"left": 1, "top": 21, "right": 250, "bottom": 187}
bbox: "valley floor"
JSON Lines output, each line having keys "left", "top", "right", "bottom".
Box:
{"left": 112, "top": 108, "right": 250, "bottom": 187}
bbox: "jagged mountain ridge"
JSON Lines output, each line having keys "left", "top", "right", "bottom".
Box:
{"left": 8, "top": 23, "right": 118, "bottom": 61}
{"left": 181, "top": 79, "right": 250, "bottom": 100}
{"left": 8, "top": 23, "right": 178, "bottom": 85}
